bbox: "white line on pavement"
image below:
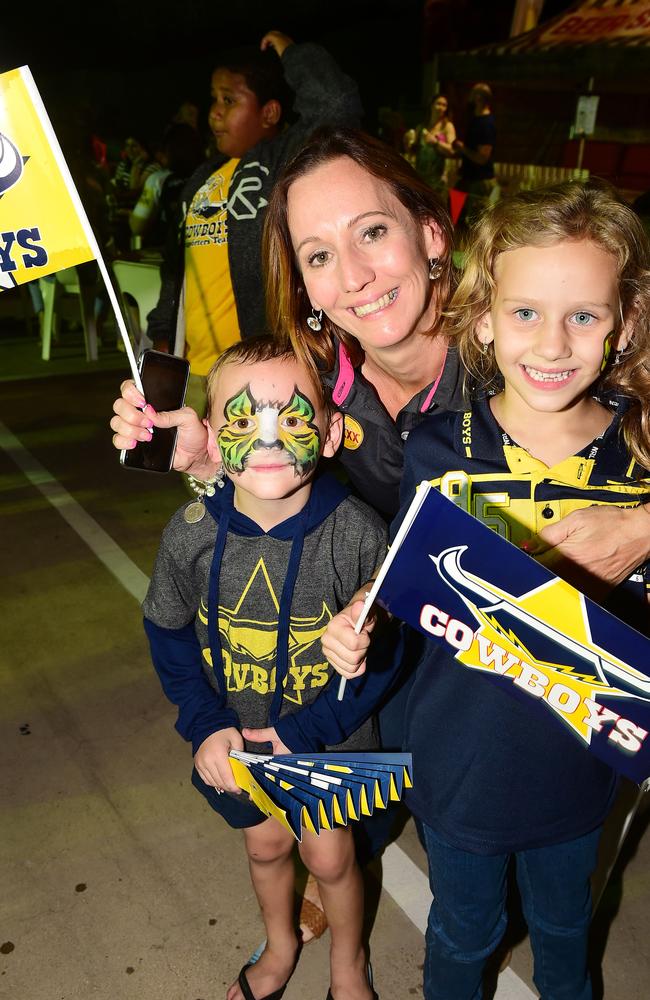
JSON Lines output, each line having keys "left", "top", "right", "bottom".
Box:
{"left": 0, "top": 420, "right": 149, "bottom": 603}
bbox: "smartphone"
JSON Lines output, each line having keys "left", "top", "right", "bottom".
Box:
{"left": 120, "top": 350, "right": 190, "bottom": 473}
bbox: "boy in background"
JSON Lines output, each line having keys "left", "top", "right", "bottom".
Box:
{"left": 148, "top": 30, "right": 362, "bottom": 416}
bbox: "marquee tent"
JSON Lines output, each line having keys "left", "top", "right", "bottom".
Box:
{"left": 438, "top": 0, "right": 650, "bottom": 87}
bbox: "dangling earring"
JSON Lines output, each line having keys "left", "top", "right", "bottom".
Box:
{"left": 429, "top": 257, "right": 443, "bottom": 281}
{"left": 481, "top": 342, "right": 488, "bottom": 355}
{"left": 307, "top": 308, "right": 323, "bottom": 332}
{"left": 614, "top": 347, "right": 627, "bottom": 365}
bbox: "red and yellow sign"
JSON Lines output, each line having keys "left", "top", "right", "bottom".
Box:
{"left": 541, "top": 0, "right": 650, "bottom": 45}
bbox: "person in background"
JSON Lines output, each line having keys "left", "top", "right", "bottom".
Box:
{"left": 454, "top": 82, "right": 496, "bottom": 224}
{"left": 403, "top": 94, "right": 456, "bottom": 201}
{"left": 129, "top": 123, "right": 204, "bottom": 248}
{"left": 171, "top": 99, "right": 200, "bottom": 132}
{"left": 146, "top": 29, "right": 362, "bottom": 419}
{"left": 112, "top": 135, "right": 160, "bottom": 199}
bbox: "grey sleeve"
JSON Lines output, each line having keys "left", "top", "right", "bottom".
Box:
{"left": 338, "top": 498, "right": 388, "bottom": 602}
{"left": 142, "top": 515, "right": 203, "bottom": 629}
{"left": 282, "top": 43, "right": 363, "bottom": 133}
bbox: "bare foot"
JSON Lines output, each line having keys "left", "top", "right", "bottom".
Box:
{"left": 328, "top": 952, "right": 374, "bottom": 1000}
{"left": 226, "top": 941, "right": 299, "bottom": 1000}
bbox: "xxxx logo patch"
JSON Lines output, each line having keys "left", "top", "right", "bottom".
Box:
{"left": 343, "top": 415, "right": 364, "bottom": 451}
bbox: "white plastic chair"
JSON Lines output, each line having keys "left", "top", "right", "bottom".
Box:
{"left": 111, "top": 259, "right": 162, "bottom": 354}
{"left": 40, "top": 266, "right": 98, "bottom": 362}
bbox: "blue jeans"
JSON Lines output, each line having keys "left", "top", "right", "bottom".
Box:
{"left": 422, "top": 823, "right": 602, "bottom": 1000}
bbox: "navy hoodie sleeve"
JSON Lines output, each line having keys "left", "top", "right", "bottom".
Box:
{"left": 275, "top": 623, "right": 406, "bottom": 752}
{"left": 144, "top": 617, "right": 240, "bottom": 756}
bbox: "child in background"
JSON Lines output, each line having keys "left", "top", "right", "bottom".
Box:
{"left": 323, "top": 182, "right": 650, "bottom": 1000}
{"left": 143, "top": 337, "right": 387, "bottom": 1000}
{"left": 147, "top": 30, "right": 362, "bottom": 419}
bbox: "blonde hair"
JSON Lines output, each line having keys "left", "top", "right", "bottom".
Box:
{"left": 445, "top": 181, "right": 650, "bottom": 470}
{"left": 263, "top": 127, "right": 455, "bottom": 375}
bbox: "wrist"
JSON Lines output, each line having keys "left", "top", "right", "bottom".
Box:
{"left": 184, "top": 456, "right": 219, "bottom": 480}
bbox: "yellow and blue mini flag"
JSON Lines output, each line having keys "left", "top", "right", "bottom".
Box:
{"left": 0, "top": 65, "right": 98, "bottom": 292}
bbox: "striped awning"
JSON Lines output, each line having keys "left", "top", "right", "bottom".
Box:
{"left": 465, "top": 0, "right": 650, "bottom": 56}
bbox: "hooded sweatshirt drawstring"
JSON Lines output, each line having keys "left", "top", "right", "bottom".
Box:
{"left": 205, "top": 480, "right": 342, "bottom": 725}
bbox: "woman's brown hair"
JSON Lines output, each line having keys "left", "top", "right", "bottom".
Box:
{"left": 445, "top": 180, "right": 650, "bottom": 470}
{"left": 263, "top": 127, "right": 455, "bottom": 374}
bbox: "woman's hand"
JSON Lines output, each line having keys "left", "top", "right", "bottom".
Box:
{"left": 535, "top": 504, "right": 650, "bottom": 600}
{"left": 320, "top": 598, "right": 377, "bottom": 680}
{"left": 260, "top": 31, "right": 294, "bottom": 58}
{"left": 110, "top": 379, "right": 215, "bottom": 476}
{"left": 194, "top": 727, "right": 244, "bottom": 793}
{"left": 241, "top": 726, "right": 291, "bottom": 755}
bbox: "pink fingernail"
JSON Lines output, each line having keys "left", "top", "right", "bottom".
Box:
{"left": 145, "top": 421, "right": 154, "bottom": 430}
{"left": 135, "top": 397, "right": 145, "bottom": 408}
{"left": 144, "top": 404, "right": 157, "bottom": 416}
{"left": 128, "top": 439, "right": 137, "bottom": 448}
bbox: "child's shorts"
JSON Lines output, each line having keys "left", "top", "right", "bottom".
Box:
{"left": 191, "top": 767, "right": 267, "bottom": 829}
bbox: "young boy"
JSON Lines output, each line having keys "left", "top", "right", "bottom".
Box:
{"left": 148, "top": 29, "right": 362, "bottom": 417}
{"left": 142, "top": 337, "right": 385, "bottom": 1000}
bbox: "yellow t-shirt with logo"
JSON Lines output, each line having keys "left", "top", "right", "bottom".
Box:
{"left": 184, "top": 159, "right": 240, "bottom": 376}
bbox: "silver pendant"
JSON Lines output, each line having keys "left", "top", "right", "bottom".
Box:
{"left": 184, "top": 500, "right": 206, "bottom": 524}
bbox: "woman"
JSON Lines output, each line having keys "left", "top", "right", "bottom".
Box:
{"left": 403, "top": 94, "right": 456, "bottom": 199}
{"left": 110, "top": 129, "right": 650, "bottom": 989}
{"left": 112, "top": 125, "right": 648, "bottom": 614}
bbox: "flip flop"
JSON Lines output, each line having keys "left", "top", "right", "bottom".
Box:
{"left": 326, "top": 963, "right": 378, "bottom": 999}
{"left": 238, "top": 963, "right": 289, "bottom": 1000}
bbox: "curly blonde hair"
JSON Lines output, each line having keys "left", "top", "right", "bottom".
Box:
{"left": 444, "top": 181, "right": 650, "bottom": 470}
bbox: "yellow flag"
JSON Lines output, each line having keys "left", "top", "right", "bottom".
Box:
{"left": 0, "top": 65, "right": 98, "bottom": 292}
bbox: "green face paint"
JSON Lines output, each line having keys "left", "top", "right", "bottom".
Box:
{"left": 217, "top": 384, "right": 321, "bottom": 476}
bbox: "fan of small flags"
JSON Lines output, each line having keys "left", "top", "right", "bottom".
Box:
{"left": 228, "top": 751, "right": 413, "bottom": 840}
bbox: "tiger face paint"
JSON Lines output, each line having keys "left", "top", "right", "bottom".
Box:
{"left": 217, "top": 383, "right": 321, "bottom": 476}
{"left": 205, "top": 355, "right": 341, "bottom": 521}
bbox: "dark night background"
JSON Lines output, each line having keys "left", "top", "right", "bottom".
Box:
{"left": 3, "top": 1, "right": 646, "bottom": 190}
{"left": 1, "top": 1, "right": 576, "bottom": 145}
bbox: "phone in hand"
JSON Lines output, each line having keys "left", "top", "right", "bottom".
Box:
{"left": 120, "top": 350, "right": 190, "bottom": 473}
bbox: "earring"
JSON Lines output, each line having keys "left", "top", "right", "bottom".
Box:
{"left": 429, "top": 257, "right": 443, "bottom": 281}
{"left": 481, "top": 342, "right": 488, "bottom": 355}
{"left": 307, "top": 308, "right": 323, "bottom": 332}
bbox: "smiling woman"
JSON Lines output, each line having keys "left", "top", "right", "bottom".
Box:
{"left": 109, "top": 127, "right": 650, "bottom": 1000}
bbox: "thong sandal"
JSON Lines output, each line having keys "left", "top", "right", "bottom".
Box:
{"left": 326, "top": 962, "right": 379, "bottom": 1000}
{"left": 237, "top": 963, "right": 289, "bottom": 1000}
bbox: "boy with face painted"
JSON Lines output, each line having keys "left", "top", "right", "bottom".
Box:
{"left": 142, "top": 337, "right": 388, "bottom": 1000}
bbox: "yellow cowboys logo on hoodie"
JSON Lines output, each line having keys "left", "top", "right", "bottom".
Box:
{"left": 199, "top": 556, "right": 333, "bottom": 705}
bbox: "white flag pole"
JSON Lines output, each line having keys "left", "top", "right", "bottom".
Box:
{"left": 336, "top": 480, "right": 433, "bottom": 700}
{"left": 19, "top": 66, "right": 144, "bottom": 395}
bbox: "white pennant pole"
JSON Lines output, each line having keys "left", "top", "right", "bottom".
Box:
{"left": 20, "top": 66, "right": 144, "bottom": 394}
